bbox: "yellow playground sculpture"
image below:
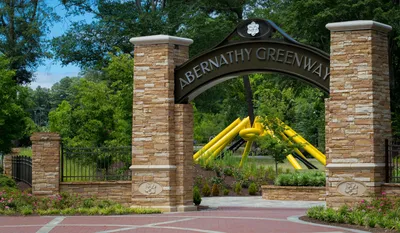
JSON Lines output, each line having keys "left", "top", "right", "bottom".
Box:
{"left": 193, "top": 117, "right": 326, "bottom": 170}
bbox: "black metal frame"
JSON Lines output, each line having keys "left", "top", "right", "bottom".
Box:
{"left": 61, "top": 144, "right": 132, "bottom": 182}
{"left": 11, "top": 156, "right": 32, "bottom": 186}
{"left": 385, "top": 139, "right": 400, "bottom": 183}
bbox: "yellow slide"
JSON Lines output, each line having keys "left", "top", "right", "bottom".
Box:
{"left": 194, "top": 116, "right": 326, "bottom": 169}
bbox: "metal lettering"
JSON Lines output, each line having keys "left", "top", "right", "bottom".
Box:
{"left": 200, "top": 61, "right": 210, "bottom": 74}
{"left": 312, "top": 63, "right": 322, "bottom": 77}
{"left": 185, "top": 71, "right": 195, "bottom": 83}
{"left": 235, "top": 49, "right": 244, "bottom": 63}
{"left": 284, "top": 51, "right": 294, "bottom": 64}
{"left": 256, "top": 47, "right": 266, "bottom": 60}
{"left": 244, "top": 48, "right": 252, "bottom": 61}
{"left": 209, "top": 57, "right": 220, "bottom": 70}
{"left": 323, "top": 67, "right": 330, "bottom": 80}
{"left": 193, "top": 65, "right": 202, "bottom": 78}
{"left": 226, "top": 51, "right": 234, "bottom": 63}
{"left": 293, "top": 53, "right": 303, "bottom": 67}
{"left": 303, "top": 57, "right": 317, "bottom": 71}
{"left": 180, "top": 78, "right": 189, "bottom": 90}
{"left": 276, "top": 49, "right": 285, "bottom": 62}
{"left": 220, "top": 54, "right": 229, "bottom": 66}
{"left": 267, "top": 48, "right": 276, "bottom": 61}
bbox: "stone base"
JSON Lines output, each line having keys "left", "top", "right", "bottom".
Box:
{"left": 177, "top": 205, "right": 197, "bottom": 212}
{"left": 262, "top": 185, "right": 326, "bottom": 201}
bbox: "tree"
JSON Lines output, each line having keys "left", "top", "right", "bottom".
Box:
{"left": 256, "top": 116, "right": 301, "bottom": 176}
{"left": 255, "top": 0, "right": 400, "bottom": 137}
{"left": 53, "top": 0, "right": 195, "bottom": 68}
{"left": 0, "top": 0, "right": 58, "bottom": 84}
{"left": 49, "top": 53, "right": 133, "bottom": 147}
{"left": 0, "top": 55, "right": 32, "bottom": 153}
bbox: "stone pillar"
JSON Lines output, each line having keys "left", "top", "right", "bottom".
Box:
{"left": 129, "top": 35, "right": 194, "bottom": 212}
{"left": 31, "top": 132, "right": 61, "bottom": 196}
{"left": 325, "top": 21, "right": 392, "bottom": 208}
{"left": 3, "top": 148, "right": 21, "bottom": 177}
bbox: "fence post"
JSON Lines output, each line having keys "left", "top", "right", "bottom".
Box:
{"left": 385, "top": 139, "right": 389, "bottom": 183}
{"left": 31, "top": 132, "right": 61, "bottom": 196}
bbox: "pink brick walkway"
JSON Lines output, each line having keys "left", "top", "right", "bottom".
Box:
{"left": 0, "top": 207, "right": 369, "bottom": 233}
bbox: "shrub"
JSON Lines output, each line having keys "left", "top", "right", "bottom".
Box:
{"left": 211, "top": 184, "right": 219, "bottom": 196}
{"left": 248, "top": 183, "right": 258, "bottom": 195}
{"left": 234, "top": 182, "right": 242, "bottom": 195}
{"left": 223, "top": 188, "right": 229, "bottom": 196}
{"left": 193, "top": 186, "right": 202, "bottom": 206}
{"left": 202, "top": 183, "right": 211, "bottom": 197}
{"left": 274, "top": 171, "right": 325, "bottom": 186}
{"left": 0, "top": 188, "right": 161, "bottom": 215}
{"left": 307, "top": 194, "right": 400, "bottom": 231}
{"left": 0, "top": 175, "right": 17, "bottom": 188}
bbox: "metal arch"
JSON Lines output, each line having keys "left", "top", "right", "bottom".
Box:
{"left": 174, "top": 39, "right": 330, "bottom": 104}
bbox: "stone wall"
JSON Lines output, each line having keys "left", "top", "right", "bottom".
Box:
{"left": 382, "top": 183, "right": 400, "bottom": 196}
{"left": 262, "top": 185, "right": 326, "bottom": 201}
{"left": 60, "top": 182, "right": 132, "bottom": 205}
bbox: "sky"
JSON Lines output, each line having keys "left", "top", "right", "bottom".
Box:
{"left": 30, "top": 2, "right": 94, "bottom": 89}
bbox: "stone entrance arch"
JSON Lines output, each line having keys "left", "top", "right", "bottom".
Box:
{"left": 129, "top": 19, "right": 392, "bottom": 211}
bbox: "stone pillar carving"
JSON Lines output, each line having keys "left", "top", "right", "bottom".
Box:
{"left": 31, "top": 132, "right": 61, "bottom": 196}
{"left": 325, "top": 21, "right": 392, "bottom": 208}
{"left": 129, "top": 35, "right": 194, "bottom": 212}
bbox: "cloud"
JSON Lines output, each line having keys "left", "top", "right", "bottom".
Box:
{"left": 30, "top": 71, "right": 80, "bottom": 89}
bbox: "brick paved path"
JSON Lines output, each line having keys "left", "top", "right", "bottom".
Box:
{"left": 0, "top": 207, "right": 369, "bottom": 233}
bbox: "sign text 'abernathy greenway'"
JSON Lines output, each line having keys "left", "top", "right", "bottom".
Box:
{"left": 174, "top": 41, "right": 330, "bottom": 103}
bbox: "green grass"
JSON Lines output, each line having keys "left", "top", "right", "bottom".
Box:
{"left": 62, "top": 159, "right": 96, "bottom": 182}
{"left": 19, "top": 148, "right": 32, "bottom": 157}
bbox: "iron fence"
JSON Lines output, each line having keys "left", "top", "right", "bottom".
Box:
{"left": 61, "top": 144, "right": 132, "bottom": 181}
{"left": 11, "top": 156, "right": 32, "bottom": 186}
{"left": 385, "top": 139, "right": 400, "bottom": 183}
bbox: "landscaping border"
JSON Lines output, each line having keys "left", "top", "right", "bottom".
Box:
{"left": 261, "top": 185, "right": 326, "bottom": 201}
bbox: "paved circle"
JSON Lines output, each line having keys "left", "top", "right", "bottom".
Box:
{"left": 0, "top": 207, "right": 369, "bottom": 233}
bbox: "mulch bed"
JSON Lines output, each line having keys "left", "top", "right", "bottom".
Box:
{"left": 299, "top": 216, "right": 399, "bottom": 233}
{"left": 193, "top": 164, "right": 261, "bottom": 196}
{"left": 16, "top": 182, "right": 31, "bottom": 191}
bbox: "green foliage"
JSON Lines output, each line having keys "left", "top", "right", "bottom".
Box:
{"left": 248, "top": 183, "right": 258, "bottom": 195}
{"left": 49, "top": 53, "right": 133, "bottom": 147}
{"left": 0, "top": 188, "right": 161, "bottom": 215}
{"left": 223, "top": 188, "right": 230, "bottom": 196}
{"left": 307, "top": 194, "right": 400, "bottom": 231}
{"left": 0, "top": 1, "right": 58, "bottom": 83}
{"left": 202, "top": 183, "right": 211, "bottom": 197}
{"left": 0, "top": 176, "right": 16, "bottom": 188}
{"left": 211, "top": 184, "right": 220, "bottom": 196}
{"left": 0, "top": 56, "right": 32, "bottom": 154}
{"left": 234, "top": 182, "right": 242, "bottom": 195}
{"left": 274, "top": 171, "right": 325, "bottom": 186}
{"left": 193, "top": 186, "right": 202, "bottom": 206}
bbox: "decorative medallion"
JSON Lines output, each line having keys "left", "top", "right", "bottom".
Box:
{"left": 138, "top": 182, "right": 162, "bottom": 195}
{"left": 247, "top": 21, "right": 259, "bottom": 36}
{"left": 337, "top": 181, "right": 367, "bottom": 196}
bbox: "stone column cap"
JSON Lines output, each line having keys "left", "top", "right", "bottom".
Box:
{"left": 130, "top": 35, "right": 193, "bottom": 46}
{"left": 31, "top": 132, "right": 61, "bottom": 141}
{"left": 326, "top": 20, "right": 392, "bottom": 33}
